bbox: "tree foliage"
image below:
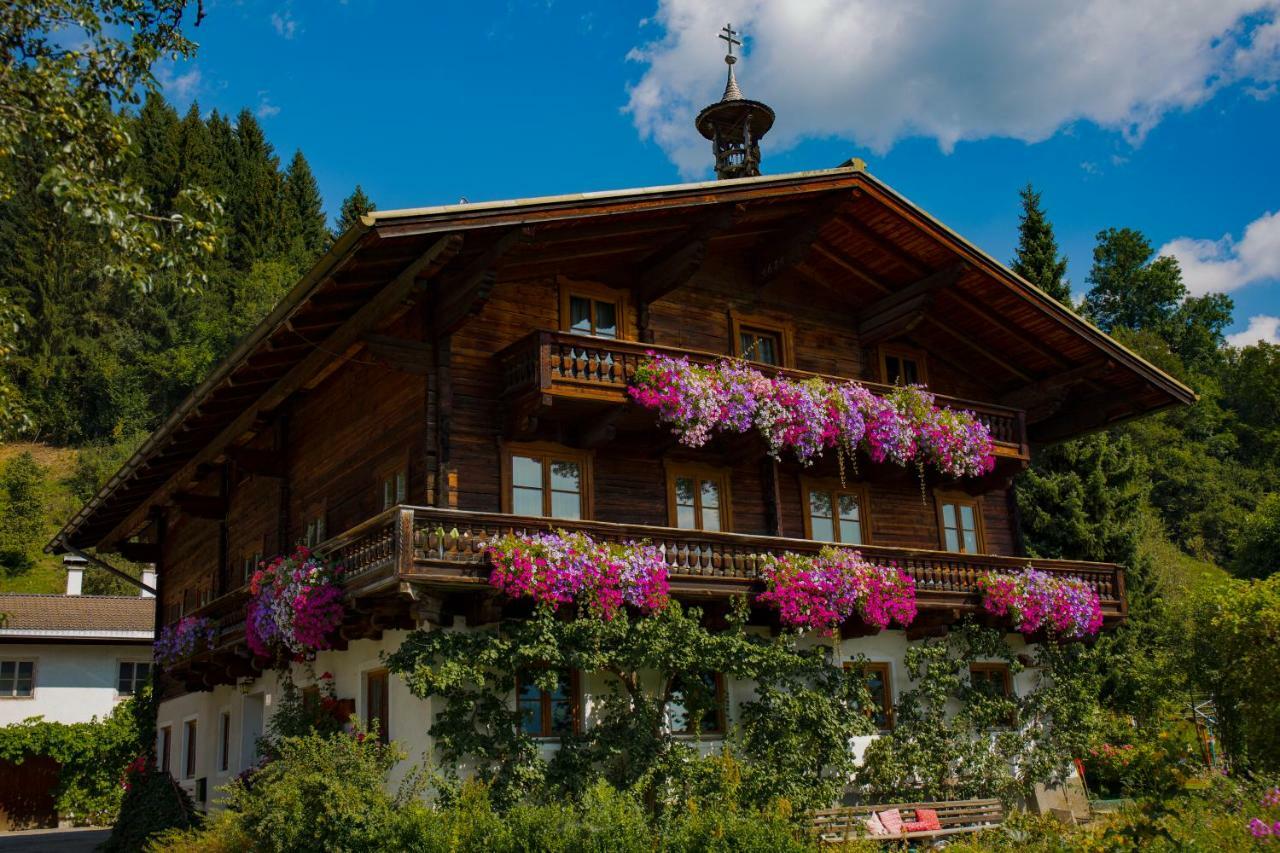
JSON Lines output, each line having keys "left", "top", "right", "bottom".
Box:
{"left": 1010, "top": 184, "right": 1071, "bottom": 305}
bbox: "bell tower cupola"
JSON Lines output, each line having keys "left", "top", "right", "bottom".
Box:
{"left": 695, "top": 23, "right": 776, "bottom": 180}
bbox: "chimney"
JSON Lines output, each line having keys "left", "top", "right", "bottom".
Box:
{"left": 63, "top": 554, "right": 87, "bottom": 596}
{"left": 141, "top": 566, "right": 157, "bottom": 598}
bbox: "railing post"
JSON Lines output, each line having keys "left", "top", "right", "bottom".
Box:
{"left": 395, "top": 506, "right": 415, "bottom": 578}
{"left": 538, "top": 331, "right": 553, "bottom": 392}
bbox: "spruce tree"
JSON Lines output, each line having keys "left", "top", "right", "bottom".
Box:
{"left": 227, "top": 110, "right": 284, "bottom": 269}
{"left": 1010, "top": 184, "right": 1071, "bottom": 305}
{"left": 282, "top": 151, "right": 328, "bottom": 262}
{"left": 133, "top": 93, "right": 181, "bottom": 211}
{"left": 333, "top": 184, "right": 375, "bottom": 239}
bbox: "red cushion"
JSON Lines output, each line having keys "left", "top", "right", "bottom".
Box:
{"left": 904, "top": 821, "right": 931, "bottom": 832}
{"left": 914, "top": 808, "right": 942, "bottom": 831}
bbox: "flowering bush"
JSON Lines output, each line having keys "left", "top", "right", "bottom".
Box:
{"left": 976, "top": 567, "right": 1104, "bottom": 639}
{"left": 485, "top": 531, "right": 669, "bottom": 619}
{"left": 756, "top": 546, "right": 917, "bottom": 636}
{"left": 153, "top": 616, "right": 216, "bottom": 667}
{"left": 246, "top": 547, "right": 345, "bottom": 661}
{"left": 1250, "top": 786, "right": 1280, "bottom": 841}
{"left": 629, "top": 354, "right": 996, "bottom": 479}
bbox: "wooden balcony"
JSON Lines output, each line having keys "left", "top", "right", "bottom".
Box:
{"left": 164, "top": 506, "right": 1124, "bottom": 689}
{"left": 498, "top": 330, "right": 1029, "bottom": 462}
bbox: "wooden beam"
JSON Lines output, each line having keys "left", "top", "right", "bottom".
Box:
{"left": 569, "top": 406, "right": 627, "bottom": 449}
{"left": 361, "top": 333, "right": 434, "bottom": 375}
{"left": 858, "top": 262, "right": 967, "bottom": 343}
{"left": 173, "top": 493, "right": 228, "bottom": 519}
{"left": 834, "top": 215, "right": 929, "bottom": 276}
{"left": 636, "top": 205, "right": 743, "bottom": 305}
{"left": 115, "top": 541, "right": 159, "bottom": 563}
{"left": 225, "top": 446, "right": 285, "bottom": 478}
{"left": 924, "top": 317, "right": 1034, "bottom": 383}
{"left": 98, "top": 233, "right": 464, "bottom": 549}
{"left": 432, "top": 227, "right": 532, "bottom": 337}
{"left": 999, "top": 361, "right": 1109, "bottom": 413}
{"left": 754, "top": 201, "right": 844, "bottom": 288}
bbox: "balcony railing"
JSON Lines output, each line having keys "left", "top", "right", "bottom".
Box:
{"left": 498, "top": 331, "right": 1029, "bottom": 460}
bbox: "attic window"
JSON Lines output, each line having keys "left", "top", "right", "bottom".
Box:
{"left": 560, "top": 280, "right": 627, "bottom": 340}
{"left": 879, "top": 344, "right": 927, "bottom": 386}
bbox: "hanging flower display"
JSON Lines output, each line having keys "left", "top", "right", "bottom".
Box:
{"left": 976, "top": 567, "right": 1104, "bottom": 639}
{"left": 246, "top": 546, "right": 346, "bottom": 661}
{"left": 154, "top": 616, "right": 217, "bottom": 667}
{"left": 485, "top": 531, "right": 670, "bottom": 619}
{"left": 628, "top": 354, "right": 996, "bottom": 479}
{"left": 756, "top": 547, "right": 917, "bottom": 636}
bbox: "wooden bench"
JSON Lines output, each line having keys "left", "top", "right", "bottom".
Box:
{"left": 809, "top": 798, "right": 1006, "bottom": 845}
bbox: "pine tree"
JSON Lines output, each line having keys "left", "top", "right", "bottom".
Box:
{"left": 1010, "top": 184, "right": 1071, "bottom": 305}
{"left": 227, "top": 109, "right": 284, "bottom": 269}
{"left": 174, "top": 103, "right": 216, "bottom": 200}
{"left": 133, "top": 93, "right": 181, "bottom": 211}
{"left": 333, "top": 184, "right": 375, "bottom": 239}
{"left": 282, "top": 151, "right": 328, "bottom": 262}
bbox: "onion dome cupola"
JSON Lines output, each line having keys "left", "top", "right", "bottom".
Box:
{"left": 695, "top": 23, "right": 775, "bottom": 180}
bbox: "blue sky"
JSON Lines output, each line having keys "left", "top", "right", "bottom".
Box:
{"left": 161, "top": 0, "right": 1280, "bottom": 343}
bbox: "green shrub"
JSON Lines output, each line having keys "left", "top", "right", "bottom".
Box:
{"left": 103, "top": 765, "right": 199, "bottom": 853}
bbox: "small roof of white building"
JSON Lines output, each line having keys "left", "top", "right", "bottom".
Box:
{"left": 0, "top": 594, "right": 154, "bottom": 644}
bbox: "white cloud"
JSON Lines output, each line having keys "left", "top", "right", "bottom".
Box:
{"left": 156, "top": 64, "right": 202, "bottom": 103}
{"left": 1227, "top": 315, "right": 1280, "bottom": 347}
{"left": 271, "top": 10, "right": 298, "bottom": 39}
{"left": 626, "top": 1, "right": 1280, "bottom": 177}
{"left": 255, "top": 95, "right": 281, "bottom": 119}
{"left": 1158, "top": 210, "right": 1280, "bottom": 296}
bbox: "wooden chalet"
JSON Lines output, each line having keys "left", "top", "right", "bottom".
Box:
{"left": 48, "top": 39, "right": 1193, "bottom": 796}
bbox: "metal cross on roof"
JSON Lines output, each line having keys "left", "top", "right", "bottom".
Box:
{"left": 719, "top": 23, "right": 741, "bottom": 61}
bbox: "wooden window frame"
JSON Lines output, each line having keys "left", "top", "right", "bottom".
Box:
{"left": 969, "top": 662, "right": 1016, "bottom": 727}
{"left": 116, "top": 659, "right": 152, "bottom": 698}
{"left": 182, "top": 717, "right": 198, "bottom": 780}
{"left": 0, "top": 658, "right": 36, "bottom": 699}
{"left": 365, "top": 668, "right": 391, "bottom": 744}
{"left": 240, "top": 537, "right": 266, "bottom": 587}
{"left": 664, "top": 461, "right": 733, "bottom": 532}
{"left": 374, "top": 450, "right": 411, "bottom": 512}
{"left": 878, "top": 343, "right": 929, "bottom": 387}
{"left": 558, "top": 277, "right": 631, "bottom": 341}
{"left": 935, "top": 491, "right": 986, "bottom": 554}
{"left": 800, "top": 478, "right": 872, "bottom": 545}
{"left": 159, "top": 724, "right": 173, "bottom": 774}
{"left": 729, "top": 310, "right": 795, "bottom": 368}
{"left": 668, "top": 671, "right": 728, "bottom": 736}
{"left": 500, "top": 441, "right": 594, "bottom": 520}
{"left": 515, "top": 668, "right": 582, "bottom": 738}
{"left": 845, "top": 661, "right": 895, "bottom": 731}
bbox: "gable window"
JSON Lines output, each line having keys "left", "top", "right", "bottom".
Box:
{"left": 667, "top": 672, "right": 726, "bottom": 735}
{"left": 183, "top": 719, "right": 197, "bottom": 779}
{"left": 879, "top": 344, "right": 928, "bottom": 387}
{"left": 936, "top": 493, "right": 984, "bottom": 553}
{"left": 218, "top": 711, "right": 231, "bottom": 773}
{"left": 729, "top": 312, "right": 794, "bottom": 367}
{"left": 802, "top": 481, "right": 869, "bottom": 544}
{"left": 516, "top": 669, "right": 579, "bottom": 738}
{"left": 502, "top": 444, "right": 592, "bottom": 520}
{"left": 380, "top": 469, "right": 407, "bottom": 510}
{"left": 0, "top": 660, "right": 34, "bottom": 698}
{"left": 560, "top": 279, "right": 627, "bottom": 340}
{"left": 159, "top": 725, "right": 173, "bottom": 774}
{"left": 365, "top": 668, "right": 390, "bottom": 744}
{"left": 666, "top": 463, "right": 731, "bottom": 532}
{"left": 117, "top": 661, "right": 152, "bottom": 697}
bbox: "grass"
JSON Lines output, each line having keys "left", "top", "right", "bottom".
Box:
{"left": 1, "top": 442, "right": 83, "bottom": 595}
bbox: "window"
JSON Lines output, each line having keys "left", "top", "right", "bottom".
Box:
{"left": 502, "top": 444, "right": 592, "bottom": 520}
{"left": 970, "top": 663, "right": 1015, "bottom": 726}
{"left": 879, "top": 345, "right": 928, "bottom": 386}
{"left": 183, "top": 719, "right": 197, "bottom": 779}
{"left": 666, "top": 463, "right": 731, "bottom": 532}
{"left": 365, "top": 669, "right": 390, "bottom": 744}
{"left": 0, "top": 660, "right": 34, "bottom": 698}
{"left": 936, "top": 493, "right": 985, "bottom": 553}
{"left": 117, "top": 661, "right": 152, "bottom": 696}
{"left": 304, "top": 517, "right": 326, "bottom": 547}
{"left": 802, "top": 482, "right": 869, "bottom": 544}
{"left": 729, "top": 312, "right": 793, "bottom": 367}
{"left": 847, "top": 662, "right": 894, "bottom": 730}
{"left": 667, "top": 672, "right": 726, "bottom": 735}
{"left": 160, "top": 725, "right": 173, "bottom": 774}
{"left": 380, "top": 469, "right": 407, "bottom": 511}
{"left": 218, "top": 711, "right": 231, "bottom": 773}
{"left": 516, "top": 669, "right": 579, "bottom": 738}
{"left": 560, "top": 279, "right": 626, "bottom": 340}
